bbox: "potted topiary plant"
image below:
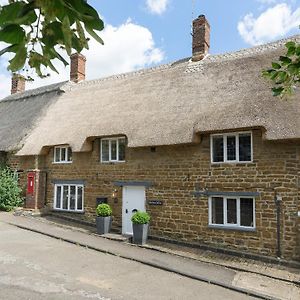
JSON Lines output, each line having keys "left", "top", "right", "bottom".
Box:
{"left": 131, "top": 211, "right": 150, "bottom": 245}
{"left": 96, "top": 203, "right": 112, "bottom": 235}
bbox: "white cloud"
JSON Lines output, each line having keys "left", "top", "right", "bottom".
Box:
{"left": 0, "top": 19, "right": 164, "bottom": 98}
{"left": 238, "top": 3, "right": 300, "bottom": 45}
{"left": 0, "top": 0, "right": 8, "bottom": 5}
{"left": 83, "top": 20, "right": 164, "bottom": 79}
{"left": 146, "top": 0, "right": 169, "bottom": 15}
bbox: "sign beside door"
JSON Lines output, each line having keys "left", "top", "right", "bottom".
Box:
{"left": 122, "top": 186, "right": 146, "bottom": 235}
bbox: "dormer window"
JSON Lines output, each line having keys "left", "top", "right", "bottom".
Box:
{"left": 211, "top": 132, "right": 252, "bottom": 163}
{"left": 101, "top": 137, "right": 125, "bottom": 163}
{"left": 54, "top": 146, "right": 72, "bottom": 163}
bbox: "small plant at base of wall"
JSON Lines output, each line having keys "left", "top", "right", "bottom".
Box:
{"left": 96, "top": 203, "right": 112, "bottom": 217}
{"left": 131, "top": 211, "right": 151, "bottom": 224}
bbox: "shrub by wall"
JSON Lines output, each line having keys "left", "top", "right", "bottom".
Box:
{"left": 0, "top": 167, "right": 23, "bottom": 211}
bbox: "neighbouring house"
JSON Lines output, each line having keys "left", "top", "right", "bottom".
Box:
{"left": 0, "top": 15, "right": 299, "bottom": 261}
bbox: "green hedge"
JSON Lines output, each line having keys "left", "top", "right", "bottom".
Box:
{"left": 0, "top": 167, "right": 23, "bottom": 211}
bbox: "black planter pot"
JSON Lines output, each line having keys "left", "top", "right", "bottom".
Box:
{"left": 96, "top": 216, "right": 112, "bottom": 235}
{"left": 132, "top": 223, "right": 149, "bottom": 245}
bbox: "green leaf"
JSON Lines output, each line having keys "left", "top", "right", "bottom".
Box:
{"left": 285, "top": 41, "right": 296, "bottom": 49}
{"left": 0, "top": 2, "right": 25, "bottom": 25}
{"left": 287, "top": 46, "right": 296, "bottom": 57}
{"left": 0, "top": 24, "right": 25, "bottom": 44}
{"left": 8, "top": 43, "right": 27, "bottom": 72}
{"left": 287, "top": 63, "right": 300, "bottom": 75}
{"left": 270, "top": 70, "right": 279, "bottom": 80}
{"left": 85, "top": 27, "right": 104, "bottom": 45}
{"left": 272, "top": 87, "right": 284, "bottom": 97}
{"left": 271, "top": 62, "right": 281, "bottom": 69}
{"left": 276, "top": 71, "right": 288, "bottom": 84}
{"left": 42, "top": 21, "right": 64, "bottom": 47}
{"left": 76, "top": 20, "right": 88, "bottom": 48}
{"left": 279, "top": 56, "right": 292, "bottom": 65}
{"left": 71, "top": 35, "right": 84, "bottom": 53}
{"left": 0, "top": 44, "right": 19, "bottom": 56}
{"left": 61, "top": 16, "right": 72, "bottom": 55}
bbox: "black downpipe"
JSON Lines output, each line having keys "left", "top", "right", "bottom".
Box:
{"left": 275, "top": 191, "right": 282, "bottom": 258}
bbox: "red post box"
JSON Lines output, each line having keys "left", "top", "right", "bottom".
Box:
{"left": 27, "top": 172, "right": 35, "bottom": 195}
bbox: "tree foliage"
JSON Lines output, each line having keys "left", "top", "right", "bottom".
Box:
{"left": 263, "top": 39, "right": 300, "bottom": 97}
{"left": 0, "top": 0, "right": 104, "bottom": 79}
{"left": 0, "top": 167, "right": 23, "bottom": 211}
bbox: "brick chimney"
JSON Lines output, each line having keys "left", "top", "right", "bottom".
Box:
{"left": 192, "top": 15, "right": 210, "bottom": 62}
{"left": 11, "top": 74, "right": 25, "bottom": 94}
{"left": 70, "top": 53, "right": 86, "bottom": 83}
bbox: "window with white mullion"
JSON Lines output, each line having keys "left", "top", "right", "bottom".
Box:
{"left": 75, "top": 186, "right": 78, "bottom": 211}
{"left": 223, "top": 198, "right": 228, "bottom": 225}
{"left": 100, "top": 137, "right": 126, "bottom": 162}
{"left": 209, "top": 196, "right": 255, "bottom": 229}
{"left": 116, "top": 139, "right": 119, "bottom": 161}
{"left": 211, "top": 132, "right": 252, "bottom": 163}
{"left": 54, "top": 146, "right": 72, "bottom": 163}
{"left": 235, "top": 135, "right": 239, "bottom": 162}
{"left": 108, "top": 140, "right": 111, "bottom": 161}
{"left": 224, "top": 135, "right": 227, "bottom": 162}
{"left": 236, "top": 198, "right": 241, "bottom": 226}
{"left": 54, "top": 184, "right": 84, "bottom": 212}
{"left": 67, "top": 185, "right": 70, "bottom": 211}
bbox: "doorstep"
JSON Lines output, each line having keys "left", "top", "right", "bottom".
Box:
{"left": 100, "top": 233, "right": 130, "bottom": 242}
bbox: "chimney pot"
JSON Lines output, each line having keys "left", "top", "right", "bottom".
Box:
{"left": 11, "top": 74, "right": 25, "bottom": 94}
{"left": 70, "top": 53, "right": 86, "bottom": 83}
{"left": 192, "top": 15, "right": 210, "bottom": 62}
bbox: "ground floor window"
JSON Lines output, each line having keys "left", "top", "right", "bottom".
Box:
{"left": 209, "top": 196, "right": 255, "bottom": 229}
{"left": 54, "top": 184, "right": 84, "bottom": 212}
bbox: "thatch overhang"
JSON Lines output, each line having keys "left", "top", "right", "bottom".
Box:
{"left": 10, "top": 35, "right": 300, "bottom": 156}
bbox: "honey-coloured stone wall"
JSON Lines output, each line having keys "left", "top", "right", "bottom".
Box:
{"left": 7, "top": 129, "right": 300, "bottom": 261}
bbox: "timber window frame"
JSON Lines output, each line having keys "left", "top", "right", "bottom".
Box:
{"left": 54, "top": 184, "right": 84, "bottom": 212}
{"left": 210, "top": 132, "right": 253, "bottom": 163}
{"left": 100, "top": 137, "right": 126, "bottom": 163}
{"left": 53, "top": 146, "right": 72, "bottom": 163}
{"left": 208, "top": 196, "right": 255, "bottom": 230}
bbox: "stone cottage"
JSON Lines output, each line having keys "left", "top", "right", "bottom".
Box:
{"left": 0, "top": 16, "right": 299, "bottom": 261}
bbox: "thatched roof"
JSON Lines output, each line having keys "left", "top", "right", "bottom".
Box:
{"left": 0, "top": 82, "right": 66, "bottom": 152}
{"left": 13, "top": 35, "right": 300, "bottom": 156}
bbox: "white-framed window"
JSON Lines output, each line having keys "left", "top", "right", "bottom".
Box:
{"left": 100, "top": 137, "right": 125, "bottom": 162}
{"left": 54, "top": 146, "right": 72, "bottom": 163}
{"left": 208, "top": 196, "right": 255, "bottom": 229}
{"left": 210, "top": 132, "right": 252, "bottom": 163}
{"left": 54, "top": 184, "right": 84, "bottom": 212}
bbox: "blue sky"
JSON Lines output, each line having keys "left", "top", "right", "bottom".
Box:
{"left": 0, "top": 0, "right": 300, "bottom": 98}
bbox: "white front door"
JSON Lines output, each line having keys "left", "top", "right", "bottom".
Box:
{"left": 122, "top": 186, "right": 146, "bottom": 235}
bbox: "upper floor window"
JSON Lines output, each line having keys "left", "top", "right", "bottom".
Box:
{"left": 211, "top": 132, "right": 252, "bottom": 163}
{"left": 101, "top": 137, "right": 125, "bottom": 162}
{"left": 54, "top": 184, "right": 83, "bottom": 212}
{"left": 54, "top": 146, "right": 72, "bottom": 163}
{"left": 209, "top": 196, "right": 255, "bottom": 229}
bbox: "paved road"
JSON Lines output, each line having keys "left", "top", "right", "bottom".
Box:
{"left": 0, "top": 222, "right": 256, "bottom": 300}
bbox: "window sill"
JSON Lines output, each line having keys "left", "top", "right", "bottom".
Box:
{"left": 52, "top": 209, "right": 84, "bottom": 214}
{"left": 100, "top": 161, "right": 126, "bottom": 164}
{"left": 211, "top": 161, "right": 254, "bottom": 166}
{"left": 52, "top": 161, "right": 73, "bottom": 165}
{"left": 208, "top": 225, "right": 256, "bottom": 232}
